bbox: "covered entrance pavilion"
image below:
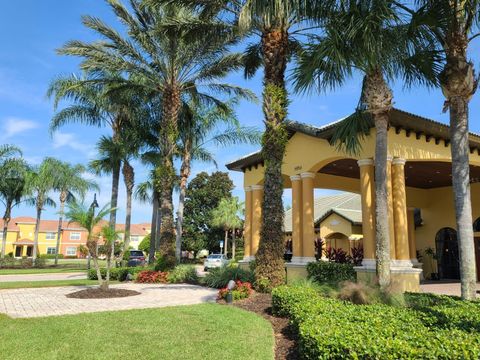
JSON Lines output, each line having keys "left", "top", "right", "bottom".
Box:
{"left": 227, "top": 109, "right": 480, "bottom": 292}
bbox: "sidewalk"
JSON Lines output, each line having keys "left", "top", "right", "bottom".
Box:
{"left": 0, "top": 272, "right": 87, "bottom": 283}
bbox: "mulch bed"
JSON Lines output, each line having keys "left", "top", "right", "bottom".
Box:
{"left": 219, "top": 292, "right": 299, "bottom": 360}
{"left": 66, "top": 288, "right": 141, "bottom": 299}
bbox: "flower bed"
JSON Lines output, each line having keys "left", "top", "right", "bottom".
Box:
{"left": 218, "top": 281, "right": 253, "bottom": 301}
{"left": 136, "top": 270, "right": 168, "bottom": 283}
{"left": 272, "top": 286, "right": 480, "bottom": 359}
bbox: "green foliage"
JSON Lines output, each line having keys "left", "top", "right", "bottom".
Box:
{"left": 138, "top": 234, "right": 151, "bottom": 254}
{"left": 272, "top": 286, "right": 480, "bottom": 359}
{"left": 307, "top": 261, "right": 356, "bottom": 284}
{"left": 40, "top": 254, "right": 64, "bottom": 260}
{"left": 183, "top": 172, "right": 234, "bottom": 253}
{"left": 87, "top": 267, "right": 133, "bottom": 281}
{"left": 154, "top": 256, "right": 175, "bottom": 272}
{"left": 167, "top": 265, "right": 199, "bottom": 285}
{"left": 203, "top": 266, "right": 255, "bottom": 289}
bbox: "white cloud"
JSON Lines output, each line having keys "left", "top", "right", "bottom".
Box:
{"left": 52, "top": 131, "right": 94, "bottom": 156}
{"left": 2, "top": 117, "right": 39, "bottom": 139}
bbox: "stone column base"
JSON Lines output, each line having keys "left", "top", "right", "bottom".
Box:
{"left": 238, "top": 257, "right": 254, "bottom": 270}
{"left": 285, "top": 262, "right": 309, "bottom": 284}
{"left": 290, "top": 256, "right": 316, "bottom": 264}
{"left": 354, "top": 266, "right": 423, "bottom": 292}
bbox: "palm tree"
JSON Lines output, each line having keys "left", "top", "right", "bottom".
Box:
{"left": 0, "top": 157, "right": 28, "bottom": 258}
{"left": 211, "top": 197, "right": 243, "bottom": 258}
{"left": 175, "top": 102, "right": 260, "bottom": 262}
{"left": 47, "top": 72, "right": 136, "bottom": 229}
{"left": 57, "top": 0, "right": 254, "bottom": 267}
{"left": 408, "top": 0, "right": 480, "bottom": 300}
{"left": 0, "top": 145, "right": 21, "bottom": 161}
{"left": 25, "top": 158, "right": 58, "bottom": 266}
{"left": 293, "top": 0, "right": 438, "bottom": 288}
{"left": 135, "top": 178, "right": 158, "bottom": 264}
{"left": 65, "top": 201, "right": 115, "bottom": 290}
{"left": 48, "top": 159, "right": 98, "bottom": 265}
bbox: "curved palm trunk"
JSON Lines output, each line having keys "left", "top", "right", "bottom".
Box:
{"left": 54, "top": 191, "right": 67, "bottom": 266}
{"left": 32, "top": 202, "right": 43, "bottom": 267}
{"left": 175, "top": 150, "right": 191, "bottom": 263}
{"left": 224, "top": 229, "right": 228, "bottom": 257}
{"left": 363, "top": 70, "right": 393, "bottom": 288}
{"left": 148, "top": 191, "right": 158, "bottom": 264}
{"left": 121, "top": 160, "right": 134, "bottom": 259}
{"left": 2, "top": 201, "right": 12, "bottom": 258}
{"left": 155, "top": 207, "right": 161, "bottom": 251}
{"left": 109, "top": 162, "right": 121, "bottom": 229}
{"left": 255, "top": 28, "right": 289, "bottom": 289}
{"left": 157, "top": 86, "right": 181, "bottom": 268}
{"left": 232, "top": 227, "right": 236, "bottom": 260}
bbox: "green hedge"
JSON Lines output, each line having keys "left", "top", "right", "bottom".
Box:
{"left": 87, "top": 267, "right": 145, "bottom": 281}
{"left": 306, "top": 261, "right": 356, "bottom": 284}
{"left": 272, "top": 286, "right": 480, "bottom": 359}
{"left": 203, "top": 266, "right": 254, "bottom": 289}
{"left": 167, "top": 265, "right": 199, "bottom": 284}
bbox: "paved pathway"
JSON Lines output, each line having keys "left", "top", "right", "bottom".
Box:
{"left": 420, "top": 281, "right": 480, "bottom": 297}
{"left": 0, "top": 272, "right": 87, "bottom": 282}
{"left": 0, "top": 283, "right": 217, "bottom": 318}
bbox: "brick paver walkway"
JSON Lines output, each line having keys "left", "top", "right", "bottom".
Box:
{"left": 420, "top": 281, "right": 480, "bottom": 297}
{"left": 0, "top": 272, "right": 86, "bottom": 282}
{"left": 0, "top": 283, "right": 217, "bottom": 318}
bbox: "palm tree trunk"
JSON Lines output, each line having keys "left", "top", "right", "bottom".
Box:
{"left": 255, "top": 28, "right": 289, "bottom": 289}
{"left": 2, "top": 201, "right": 12, "bottom": 258}
{"left": 149, "top": 192, "right": 158, "bottom": 264}
{"left": 232, "top": 227, "right": 236, "bottom": 260}
{"left": 54, "top": 192, "right": 67, "bottom": 266}
{"left": 121, "top": 160, "right": 134, "bottom": 259}
{"left": 224, "top": 229, "right": 228, "bottom": 257}
{"left": 32, "top": 204, "right": 42, "bottom": 267}
{"left": 109, "top": 161, "right": 121, "bottom": 228}
{"left": 157, "top": 86, "right": 181, "bottom": 268}
{"left": 175, "top": 155, "right": 191, "bottom": 263}
{"left": 450, "top": 96, "right": 476, "bottom": 299}
{"left": 155, "top": 206, "right": 161, "bottom": 251}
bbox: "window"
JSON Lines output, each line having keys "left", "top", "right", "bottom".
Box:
{"left": 70, "top": 232, "right": 81, "bottom": 241}
{"left": 130, "top": 235, "right": 140, "bottom": 242}
{"left": 46, "top": 232, "right": 56, "bottom": 240}
{"left": 66, "top": 247, "right": 77, "bottom": 256}
{"left": 46, "top": 247, "right": 56, "bottom": 255}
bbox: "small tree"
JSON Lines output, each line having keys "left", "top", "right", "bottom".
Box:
{"left": 211, "top": 197, "right": 243, "bottom": 258}
{"left": 65, "top": 201, "right": 115, "bottom": 290}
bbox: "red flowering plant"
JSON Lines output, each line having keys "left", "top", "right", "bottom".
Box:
{"left": 136, "top": 270, "right": 169, "bottom": 283}
{"left": 217, "top": 281, "right": 253, "bottom": 301}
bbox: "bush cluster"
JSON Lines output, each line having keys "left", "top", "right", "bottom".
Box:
{"left": 39, "top": 254, "right": 64, "bottom": 260}
{"left": 306, "top": 261, "right": 356, "bottom": 284}
{"left": 167, "top": 265, "right": 199, "bottom": 284}
{"left": 203, "top": 266, "right": 254, "bottom": 289}
{"left": 87, "top": 267, "right": 144, "bottom": 281}
{"left": 272, "top": 286, "right": 480, "bottom": 359}
{"left": 136, "top": 270, "right": 168, "bottom": 283}
{"left": 217, "top": 281, "right": 253, "bottom": 301}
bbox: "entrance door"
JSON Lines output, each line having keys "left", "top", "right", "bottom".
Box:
{"left": 435, "top": 228, "right": 460, "bottom": 279}
{"left": 26, "top": 246, "right": 33, "bottom": 257}
{"left": 475, "top": 238, "right": 480, "bottom": 281}
{"left": 15, "top": 246, "right": 22, "bottom": 257}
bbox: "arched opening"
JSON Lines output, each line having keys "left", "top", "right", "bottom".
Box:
{"left": 325, "top": 232, "right": 350, "bottom": 254}
{"left": 435, "top": 227, "right": 460, "bottom": 280}
{"left": 473, "top": 217, "right": 480, "bottom": 232}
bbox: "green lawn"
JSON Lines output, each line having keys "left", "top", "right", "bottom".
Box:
{"left": 0, "top": 304, "right": 274, "bottom": 360}
{"left": 0, "top": 279, "right": 116, "bottom": 289}
{"left": 0, "top": 268, "right": 86, "bottom": 275}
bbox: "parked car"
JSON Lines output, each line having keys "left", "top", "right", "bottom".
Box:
{"left": 127, "top": 250, "right": 146, "bottom": 267}
{"left": 204, "top": 254, "right": 229, "bottom": 271}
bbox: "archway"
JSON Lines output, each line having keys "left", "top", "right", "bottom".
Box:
{"left": 435, "top": 227, "right": 459, "bottom": 280}
{"left": 325, "top": 232, "right": 350, "bottom": 254}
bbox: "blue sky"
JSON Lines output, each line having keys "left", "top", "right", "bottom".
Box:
{"left": 1, "top": 1, "right": 480, "bottom": 224}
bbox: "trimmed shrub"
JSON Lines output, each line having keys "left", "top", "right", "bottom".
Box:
{"left": 203, "top": 266, "right": 254, "bottom": 289}
{"left": 40, "top": 254, "right": 64, "bottom": 260}
{"left": 167, "top": 265, "right": 199, "bottom": 284}
{"left": 272, "top": 286, "right": 480, "bottom": 359}
{"left": 307, "top": 261, "right": 356, "bottom": 284}
{"left": 218, "top": 281, "right": 253, "bottom": 301}
{"left": 136, "top": 270, "right": 168, "bottom": 283}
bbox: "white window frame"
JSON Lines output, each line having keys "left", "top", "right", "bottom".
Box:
{"left": 46, "top": 247, "right": 56, "bottom": 255}
{"left": 66, "top": 247, "right": 77, "bottom": 256}
{"left": 130, "top": 235, "right": 140, "bottom": 242}
{"left": 70, "top": 232, "right": 81, "bottom": 241}
{"left": 46, "top": 232, "right": 56, "bottom": 240}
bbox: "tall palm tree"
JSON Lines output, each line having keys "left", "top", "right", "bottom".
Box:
{"left": 211, "top": 197, "right": 243, "bottom": 258}
{"left": 47, "top": 72, "right": 135, "bottom": 229}
{"left": 175, "top": 102, "right": 260, "bottom": 262}
{"left": 57, "top": 0, "right": 254, "bottom": 267}
{"left": 0, "top": 157, "right": 28, "bottom": 258}
{"left": 65, "top": 201, "right": 115, "bottom": 290}
{"left": 48, "top": 159, "right": 98, "bottom": 265}
{"left": 0, "top": 145, "right": 21, "bottom": 161}
{"left": 408, "top": 0, "right": 480, "bottom": 300}
{"left": 25, "top": 158, "right": 58, "bottom": 265}
{"left": 293, "top": 0, "right": 438, "bottom": 288}
{"left": 135, "top": 177, "right": 158, "bottom": 264}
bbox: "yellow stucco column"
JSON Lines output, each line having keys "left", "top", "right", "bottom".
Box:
{"left": 407, "top": 208, "right": 418, "bottom": 265}
{"left": 386, "top": 156, "right": 396, "bottom": 260}
{"left": 301, "top": 172, "right": 316, "bottom": 262}
{"left": 243, "top": 186, "right": 253, "bottom": 260}
{"left": 251, "top": 185, "right": 263, "bottom": 257}
{"left": 358, "top": 159, "right": 376, "bottom": 268}
{"left": 392, "top": 158, "right": 411, "bottom": 264}
{"left": 290, "top": 175, "right": 303, "bottom": 262}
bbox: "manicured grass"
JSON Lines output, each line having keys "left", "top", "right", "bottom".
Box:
{"left": 0, "top": 304, "right": 274, "bottom": 360}
{"left": 0, "top": 279, "right": 117, "bottom": 289}
{"left": 0, "top": 268, "right": 86, "bottom": 275}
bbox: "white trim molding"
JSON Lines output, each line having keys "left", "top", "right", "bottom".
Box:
{"left": 290, "top": 175, "right": 301, "bottom": 181}
{"left": 361, "top": 258, "right": 377, "bottom": 269}
{"left": 300, "top": 172, "right": 316, "bottom": 179}
{"left": 251, "top": 185, "right": 264, "bottom": 191}
{"left": 244, "top": 186, "right": 252, "bottom": 192}
{"left": 392, "top": 158, "right": 406, "bottom": 166}
{"left": 357, "top": 159, "right": 374, "bottom": 167}
{"left": 290, "top": 256, "right": 316, "bottom": 264}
